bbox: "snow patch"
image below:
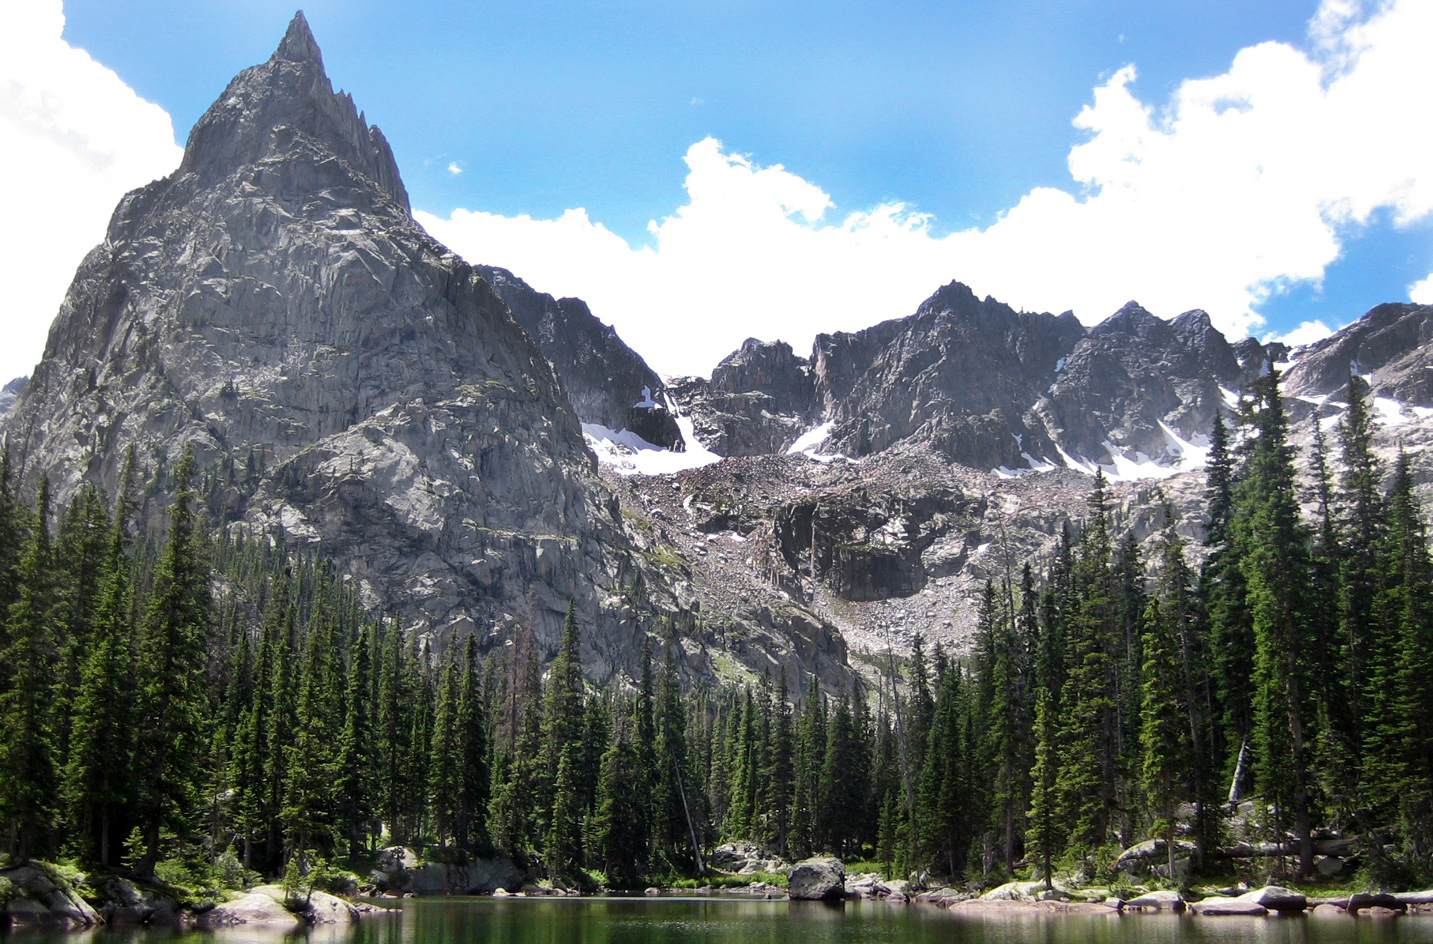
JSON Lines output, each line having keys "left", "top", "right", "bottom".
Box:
{"left": 632, "top": 385, "right": 658, "bottom": 409}
{"left": 787, "top": 421, "right": 834, "bottom": 454}
{"left": 1374, "top": 397, "right": 1409, "bottom": 427}
{"left": 1023, "top": 452, "right": 1057, "bottom": 473}
{"left": 785, "top": 420, "right": 850, "bottom": 463}
{"left": 583, "top": 420, "right": 721, "bottom": 476}
{"left": 1220, "top": 387, "right": 1242, "bottom": 409}
{"left": 1054, "top": 443, "right": 1101, "bottom": 475}
{"left": 1101, "top": 442, "right": 1182, "bottom": 482}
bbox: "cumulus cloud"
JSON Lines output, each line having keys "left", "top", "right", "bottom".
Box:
{"left": 1268, "top": 320, "right": 1336, "bottom": 348}
{"left": 447, "top": 161, "right": 463, "bottom": 175}
{"left": 421, "top": 0, "right": 1433, "bottom": 377}
{"left": 0, "top": 0, "right": 182, "bottom": 383}
{"left": 1411, "top": 273, "right": 1433, "bottom": 305}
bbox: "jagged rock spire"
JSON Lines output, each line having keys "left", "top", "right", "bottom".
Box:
{"left": 274, "top": 11, "right": 323, "bottom": 66}
{"left": 177, "top": 10, "right": 409, "bottom": 213}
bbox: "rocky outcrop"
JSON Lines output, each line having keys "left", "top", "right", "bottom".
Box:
{"left": 786, "top": 857, "right": 846, "bottom": 901}
{"left": 198, "top": 891, "right": 305, "bottom": 929}
{"left": 0, "top": 13, "right": 866, "bottom": 692}
{"left": 1, "top": 12, "right": 622, "bottom": 663}
{"left": 0, "top": 864, "right": 101, "bottom": 929}
{"left": 475, "top": 265, "right": 681, "bottom": 448}
{"left": 1284, "top": 302, "right": 1433, "bottom": 405}
{"left": 0, "top": 376, "right": 26, "bottom": 418}
{"left": 1235, "top": 885, "right": 1307, "bottom": 913}
{"left": 370, "top": 846, "right": 524, "bottom": 895}
{"left": 710, "top": 842, "right": 786, "bottom": 875}
{"left": 825, "top": 282, "right": 1085, "bottom": 469}
{"left": 670, "top": 339, "right": 818, "bottom": 456}
{"left": 1028, "top": 301, "right": 1241, "bottom": 467}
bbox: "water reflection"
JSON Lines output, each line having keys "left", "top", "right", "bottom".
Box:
{"left": 6, "top": 899, "right": 1433, "bottom": 944}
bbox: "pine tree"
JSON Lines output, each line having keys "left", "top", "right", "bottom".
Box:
{"left": 428, "top": 645, "right": 464, "bottom": 847}
{"left": 791, "top": 679, "right": 826, "bottom": 857}
{"left": 455, "top": 634, "right": 491, "bottom": 852}
{"left": 1203, "top": 409, "right": 1253, "bottom": 783}
{"left": 1332, "top": 374, "right": 1386, "bottom": 810}
{"left": 1139, "top": 597, "right": 1185, "bottom": 882}
{"left": 763, "top": 672, "right": 795, "bottom": 856}
{"left": 63, "top": 465, "right": 138, "bottom": 867}
{"left": 542, "top": 602, "right": 587, "bottom": 878}
{"left": 1363, "top": 452, "right": 1433, "bottom": 858}
{"left": 0, "top": 478, "right": 58, "bottom": 861}
{"left": 281, "top": 570, "right": 344, "bottom": 862}
{"left": 1056, "top": 472, "right": 1119, "bottom": 855}
{"left": 919, "top": 666, "right": 968, "bottom": 878}
{"left": 1238, "top": 369, "right": 1317, "bottom": 875}
{"left": 593, "top": 713, "right": 648, "bottom": 888}
{"left": 335, "top": 625, "right": 376, "bottom": 858}
{"left": 133, "top": 449, "right": 213, "bottom": 877}
{"left": 1025, "top": 689, "right": 1060, "bottom": 889}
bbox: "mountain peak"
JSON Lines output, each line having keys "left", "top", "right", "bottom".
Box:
{"left": 274, "top": 11, "right": 323, "bottom": 66}
{"left": 177, "top": 12, "right": 410, "bottom": 213}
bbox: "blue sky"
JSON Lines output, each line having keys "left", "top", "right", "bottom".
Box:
{"left": 3, "top": 0, "right": 1431, "bottom": 379}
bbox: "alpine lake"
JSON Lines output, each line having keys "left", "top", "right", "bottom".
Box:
{"left": 8, "top": 897, "right": 1433, "bottom": 944}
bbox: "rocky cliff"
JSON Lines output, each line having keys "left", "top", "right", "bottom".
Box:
{"left": 0, "top": 14, "right": 852, "bottom": 691}
{"left": 473, "top": 264, "right": 682, "bottom": 449}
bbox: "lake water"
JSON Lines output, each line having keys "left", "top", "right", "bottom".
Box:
{"left": 9, "top": 898, "right": 1433, "bottom": 944}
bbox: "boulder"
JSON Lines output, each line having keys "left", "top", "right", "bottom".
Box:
{"left": 786, "top": 858, "right": 846, "bottom": 901}
{"left": 198, "top": 892, "right": 304, "bottom": 929}
{"left": 1124, "top": 890, "right": 1185, "bottom": 911}
{"left": 710, "top": 842, "right": 786, "bottom": 875}
{"left": 1396, "top": 890, "right": 1433, "bottom": 906}
{"left": 1236, "top": 885, "right": 1307, "bottom": 913}
{"left": 1309, "top": 903, "right": 1347, "bottom": 917}
{"left": 405, "top": 858, "right": 526, "bottom": 895}
{"left": 1116, "top": 839, "right": 1195, "bottom": 870}
{"left": 913, "top": 886, "right": 965, "bottom": 907}
{"left": 307, "top": 889, "right": 361, "bottom": 924}
{"left": 1188, "top": 898, "right": 1269, "bottom": 916}
{"left": 1348, "top": 893, "right": 1404, "bottom": 915}
{"left": 0, "top": 865, "right": 101, "bottom": 929}
{"left": 980, "top": 881, "right": 1066, "bottom": 902}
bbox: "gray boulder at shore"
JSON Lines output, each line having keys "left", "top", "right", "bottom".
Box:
{"left": 371, "top": 846, "right": 524, "bottom": 895}
{"left": 197, "top": 892, "right": 305, "bottom": 929}
{"left": 0, "top": 865, "right": 101, "bottom": 929}
{"left": 786, "top": 858, "right": 846, "bottom": 901}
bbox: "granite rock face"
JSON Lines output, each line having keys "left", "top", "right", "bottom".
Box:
{"left": 1283, "top": 303, "right": 1433, "bottom": 405}
{"left": 670, "top": 339, "right": 818, "bottom": 456}
{"left": 0, "top": 13, "right": 854, "bottom": 689}
{"left": 4, "top": 12, "right": 606, "bottom": 658}
{"left": 823, "top": 282, "right": 1085, "bottom": 470}
{"left": 0, "top": 377, "right": 26, "bottom": 419}
{"left": 474, "top": 264, "right": 682, "bottom": 448}
{"left": 1028, "top": 302, "right": 1244, "bottom": 467}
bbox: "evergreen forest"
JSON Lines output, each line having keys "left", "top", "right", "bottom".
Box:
{"left": 1, "top": 371, "right": 1431, "bottom": 891}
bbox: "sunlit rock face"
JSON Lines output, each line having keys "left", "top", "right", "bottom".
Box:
{"left": 0, "top": 13, "right": 858, "bottom": 693}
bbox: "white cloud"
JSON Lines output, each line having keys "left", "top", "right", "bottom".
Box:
{"left": 1411, "top": 273, "right": 1433, "bottom": 304}
{"left": 1268, "top": 319, "right": 1336, "bottom": 348}
{"left": 447, "top": 161, "right": 463, "bottom": 175}
{"left": 0, "top": 0, "right": 182, "bottom": 383}
{"left": 421, "top": 0, "right": 1433, "bottom": 377}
